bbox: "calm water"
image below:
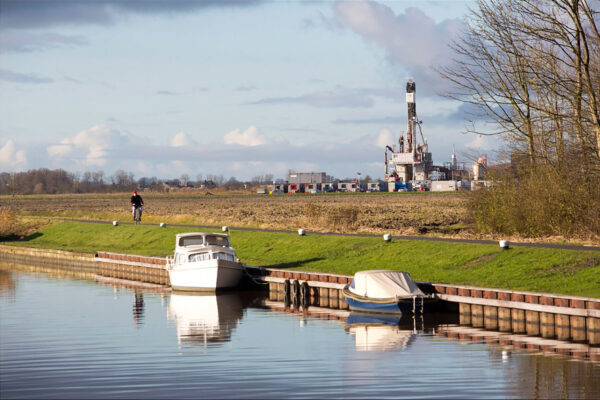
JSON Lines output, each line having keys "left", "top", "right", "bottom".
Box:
{"left": 1, "top": 265, "right": 599, "bottom": 399}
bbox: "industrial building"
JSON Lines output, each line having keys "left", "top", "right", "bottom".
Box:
{"left": 261, "top": 80, "right": 488, "bottom": 195}
{"left": 287, "top": 172, "right": 327, "bottom": 185}
{"left": 384, "top": 80, "right": 433, "bottom": 191}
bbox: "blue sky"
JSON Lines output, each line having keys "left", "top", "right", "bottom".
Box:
{"left": 0, "top": 0, "right": 495, "bottom": 181}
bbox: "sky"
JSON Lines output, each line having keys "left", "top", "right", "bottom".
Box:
{"left": 0, "top": 0, "right": 496, "bottom": 181}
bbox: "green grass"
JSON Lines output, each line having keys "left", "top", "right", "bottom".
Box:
{"left": 3, "top": 221, "right": 599, "bottom": 297}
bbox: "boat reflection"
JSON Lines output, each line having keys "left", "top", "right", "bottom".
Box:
{"left": 344, "top": 313, "right": 419, "bottom": 351}
{"left": 167, "top": 291, "right": 262, "bottom": 347}
{"left": 132, "top": 291, "right": 145, "bottom": 327}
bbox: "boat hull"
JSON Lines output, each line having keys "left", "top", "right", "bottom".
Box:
{"left": 168, "top": 259, "right": 244, "bottom": 291}
{"left": 343, "top": 285, "right": 433, "bottom": 315}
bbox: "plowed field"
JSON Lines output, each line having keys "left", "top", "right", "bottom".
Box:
{"left": 2, "top": 192, "right": 470, "bottom": 236}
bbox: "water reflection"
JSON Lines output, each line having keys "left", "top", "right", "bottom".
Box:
{"left": 1, "top": 265, "right": 599, "bottom": 399}
{"left": 344, "top": 313, "right": 417, "bottom": 351}
{"left": 166, "top": 292, "right": 259, "bottom": 347}
{"left": 132, "top": 291, "right": 145, "bottom": 327}
{"left": 0, "top": 269, "right": 16, "bottom": 299}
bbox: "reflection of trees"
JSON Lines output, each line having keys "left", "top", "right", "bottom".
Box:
{"left": 0, "top": 269, "right": 16, "bottom": 298}
{"left": 508, "top": 354, "right": 600, "bottom": 399}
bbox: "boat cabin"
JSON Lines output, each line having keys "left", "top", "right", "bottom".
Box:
{"left": 176, "top": 232, "right": 230, "bottom": 249}
{"left": 171, "top": 232, "right": 237, "bottom": 265}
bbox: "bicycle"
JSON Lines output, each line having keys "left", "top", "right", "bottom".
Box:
{"left": 133, "top": 206, "right": 142, "bottom": 225}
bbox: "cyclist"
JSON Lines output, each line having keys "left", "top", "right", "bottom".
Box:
{"left": 131, "top": 190, "right": 144, "bottom": 223}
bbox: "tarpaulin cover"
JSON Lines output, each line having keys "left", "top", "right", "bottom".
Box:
{"left": 349, "top": 270, "right": 425, "bottom": 299}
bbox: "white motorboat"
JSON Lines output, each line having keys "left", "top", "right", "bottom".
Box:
{"left": 166, "top": 232, "right": 244, "bottom": 291}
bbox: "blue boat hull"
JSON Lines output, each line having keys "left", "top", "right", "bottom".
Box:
{"left": 344, "top": 296, "right": 403, "bottom": 314}
{"left": 343, "top": 285, "right": 435, "bottom": 315}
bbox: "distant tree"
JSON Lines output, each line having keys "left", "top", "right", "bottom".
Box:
{"left": 111, "top": 170, "right": 134, "bottom": 190}
{"left": 180, "top": 174, "right": 190, "bottom": 186}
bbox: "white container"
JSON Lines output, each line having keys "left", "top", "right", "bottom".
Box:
{"left": 112, "top": 221, "right": 119, "bottom": 226}
{"left": 298, "top": 229, "right": 306, "bottom": 236}
{"left": 222, "top": 226, "right": 229, "bottom": 232}
{"left": 383, "top": 233, "right": 392, "bottom": 242}
{"left": 499, "top": 240, "right": 509, "bottom": 249}
{"left": 160, "top": 222, "right": 167, "bottom": 228}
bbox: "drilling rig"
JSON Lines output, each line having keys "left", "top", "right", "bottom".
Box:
{"left": 384, "top": 80, "right": 433, "bottom": 190}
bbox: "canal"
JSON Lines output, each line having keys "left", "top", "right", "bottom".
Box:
{"left": 1, "top": 263, "right": 599, "bottom": 399}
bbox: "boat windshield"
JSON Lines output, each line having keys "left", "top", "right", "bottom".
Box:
{"left": 188, "top": 252, "right": 235, "bottom": 263}
{"left": 179, "top": 236, "right": 204, "bottom": 247}
{"left": 189, "top": 253, "right": 210, "bottom": 263}
{"left": 205, "top": 235, "right": 229, "bottom": 247}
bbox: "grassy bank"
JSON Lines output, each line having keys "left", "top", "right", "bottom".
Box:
{"left": 2, "top": 221, "right": 599, "bottom": 297}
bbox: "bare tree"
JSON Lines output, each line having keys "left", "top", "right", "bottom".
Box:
{"left": 440, "top": 0, "right": 600, "bottom": 238}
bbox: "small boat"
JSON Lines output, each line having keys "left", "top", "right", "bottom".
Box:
{"left": 343, "top": 270, "right": 434, "bottom": 315}
{"left": 166, "top": 232, "right": 244, "bottom": 291}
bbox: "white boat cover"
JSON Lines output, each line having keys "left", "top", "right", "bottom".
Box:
{"left": 349, "top": 270, "right": 425, "bottom": 299}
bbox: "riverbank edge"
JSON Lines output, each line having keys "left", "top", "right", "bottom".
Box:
{"left": 2, "top": 244, "right": 600, "bottom": 349}
{"left": 2, "top": 244, "right": 599, "bottom": 306}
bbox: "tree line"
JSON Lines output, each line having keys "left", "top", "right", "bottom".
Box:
{"left": 441, "top": 0, "right": 600, "bottom": 238}
{"left": 0, "top": 168, "right": 280, "bottom": 195}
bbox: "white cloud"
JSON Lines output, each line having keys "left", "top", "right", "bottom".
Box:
{"left": 466, "top": 134, "right": 487, "bottom": 151}
{"left": 334, "top": 1, "right": 462, "bottom": 90}
{"left": 375, "top": 128, "right": 394, "bottom": 147}
{"left": 47, "top": 139, "right": 72, "bottom": 157}
{"left": 223, "top": 125, "right": 266, "bottom": 146}
{"left": 0, "top": 139, "right": 27, "bottom": 169}
{"left": 47, "top": 123, "right": 132, "bottom": 167}
{"left": 170, "top": 132, "right": 196, "bottom": 147}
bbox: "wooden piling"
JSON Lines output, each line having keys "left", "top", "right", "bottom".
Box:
{"left": 498, "top": 307, "right": 512, "bottom": 332}
{"left": 484, "top": 306, "right": 498, "bottom": 330}
{"left": 540, "top": 312, "right": 555, "bottom": 338}
{"left": 525, "top": 311, "right": 540, "bottom": 336}
{"left": 555, "top": 314, "right": 571, "bottom": 341}
{"left": 587, "top": 317, "right": 600, "bottom": 345}
{"left": 511, "top": 309, "right": 526, "bottom": 333}
{"left": 570, "top": 316, "right": 587, "bottom": 342}
{"left": 329, "top": 289, "right": 339, "bottom": 309}
{"left": 471, "top": 304, "right": 484, "bottom": 328}
{"left": 319, "top": 288, "right": 329, "bottom": 308}
{"left": 459, "top": 303, "right": 471, "bottom": 326}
